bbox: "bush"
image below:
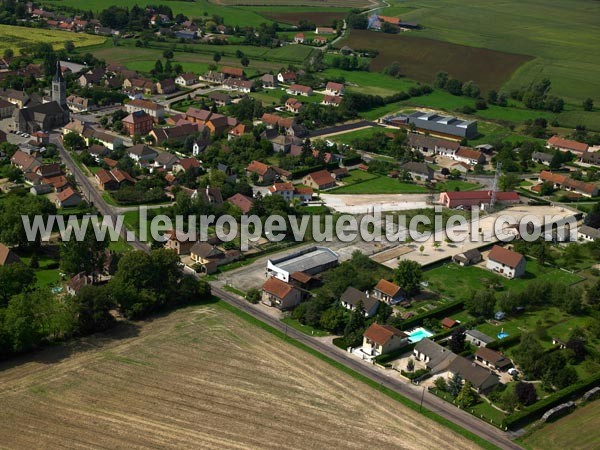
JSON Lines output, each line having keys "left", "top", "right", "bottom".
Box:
{"left": 246, "top": 288, "right": 261, "bottom": 304}
{"left": 401, "top": 368, "right": 430, "bottom": 380}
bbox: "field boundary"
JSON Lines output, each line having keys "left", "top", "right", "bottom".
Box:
{"left": 215, "top": 299, "right": 502, "bottom": 450}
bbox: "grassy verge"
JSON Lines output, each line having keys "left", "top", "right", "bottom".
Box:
{"left": 281, "top": 316, "right": 329, "bottom": 337}
{"left": 215, "top": 299, "right": 501, "bottom": 450}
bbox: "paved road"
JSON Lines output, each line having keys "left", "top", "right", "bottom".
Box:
{"left": 211, "top": 283, "right": 522, "bottom": 450}
{"left": 53, "top": 132, "right": 149, "bottom": 253}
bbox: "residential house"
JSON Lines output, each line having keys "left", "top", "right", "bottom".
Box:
{"left": 452, "top": 248, "right": 482, "bottom": 266}
{"left": 0, "top": 98, "right": 14, "bottom": 118}
{"left": 294, "top": 33, "right": 305, "bottom": 44}
{"left": 0, "top": 243, "right": 20, "bottom": 266}
{"left": 246, "top": 160, "right": 277, "bottom": 184}
{"left": 86, "top": 144, "right": 109, "bottom": 163}
{"left": 223, "top": 78, "right": 253, "bottom": 93}
{"left": 127, "top": 144, "right": 158, "bottom": 162}
{"left": 35, "top": 163, "right": 61, "bottom": 178}
{"left": 194, "top": 186, "right": 224, "bottom": 206}
{"left": 285, "top": 97, "right": 303, "bottom": 114}
{"left": 340, "top": 287, "right": 380, "bottom": 318}
{"left": 539, "top": 170, "right": 598, "bottom": 197}
{"left": 581, "top": 151, "right": 600, "bottom": 166}
{"left": 401, "top": 161, "right": 434, "bottom": 181}
{"left": 441, "top": 317, "right": 458, "bottom": 329}
{"left": 450, "top": 162, "right": 471, "bottom": 174}
{"left": 11, "top": 150, "right": 41, "bottom": 172}
{"left": 122, "top": 111, "right": 153, "bottom": 136}
{"left": 126, "top": 99, "right": 165, "bottom": 122}
{"left": 156, "top": 78, "right": 176, "bottom": 94}
{"left": 325, "top": 82, "right": 345, "bottom": 96}
{"left": 66, "top": 95, "right": 92, "bottom": 113}
{"left": 56, "top": 187, "right": 83, "bottom": 208}
{"left": 77, "top": 67, "right": 105, "bottom": 87}
{"left": 221, "top": 67, "right": 245, "bottom": 79}
{"left": 486, "top": 245, "right": 526, "bottom": 279}
{"left": 175, "top": 30, "right": 197, "bottom": 40}
{"left": 81, "top": 127, "right": 123, "bottom": 150}
{"left": 277, "top": 71, "right": 296, "bottom": 84}
{"left": 454, "top": 147, "right": 485, "bottom": 166}
{"left": 154, "top": 152, "right": 180, "bottom": 170}
{"left": 208, "top": 91, "right": 232, "bottom": 106}
{"left": 465, "top": 329, "right": 494, "bottom": 347}
{"left": 228, "top": 123, "right": 246, "bottom": 140}
{"left": 547, "top": 135, "right": 588, "bottom": 154}
{"left": 261, "top": 277, "right": 303, "bottom": 310}
{"left": 407, "top": 133, "right": 461, "bottom": 155}
{"left": 164, "top": 230, "right": 195, "bottom": 255}
{"left": 227, "top": 193, "right": 254, "bottom": 214}
{"left": 322, "top": 95, "right": 342, "bottom": 107}
{"left": 206, "top": 114, "right": 234, "bottom": 137}
{"left": 66, "top": 272, "right": 93, "bottom": 296}
{"left": 267, "top": 182, "right": 313, "bottom": 202}
{"left": 173, "top": 157, "right": 201, "bottom": 174}
{"left": 287, "top": 84, "right": 313, "bottom": 96}
{"left": 362, "top": 323, "right": 408, "bottom": 357}
{"left": 189, "top": 242, "right": 239, "bottom": 274}
{"left": 532, "top": 151, "right": 553, "bottom": 166}
{"left": 185, "top": 107, "right": 213, "bottom": 125}
{"left": 202, "top": 71, "right": 226, "bottom": 84}
{"left": 313, "top": 36, "right": 327, "bottom": 45}
{"left": 150, "top": 122, "right": 198, "bottom": 145}
{"left": 123, "top": 77, "right": 156, "bottom": 95}
{"left": 372, "top": 279, "right": 404, "bottom": 304}
{"left": 95, "top": 168, "right": 135, "bottom": 191}
{"left": 302, "top": 170, "right": 336, "bottom": 190}
{"left": 578, "top": 224, "right": 600, "bottom": 242}
{"left": 315, "top": 26, "right": 335, "bottom": 34}
{"left": 475, "top": 347, "right": 512, "bottom": 371}
{"left": 261, "top": 74, "right": 278, "bottom": 89}
{"left": 446, "top": 356, "right": 500, "bottom": 393}
{"left": 438, "top": 191, "right": 520, "bottom": 209}
{"left": 413, "top": 338, "right": 457, "bottom": 373}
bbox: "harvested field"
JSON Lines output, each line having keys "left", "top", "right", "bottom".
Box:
{"left": 262, "top": 11, "right": 347, "bottom": 25}
{"left": 212, "top": 0, "right": 370, "bottom": 7}
{"left": 338, "top": 30, "right": 532, "bottom": 93}
{"left": 0, "top": 303, "right": 479, "bottom": 450}
{"left": 0, "top": 24, "right": 105, "bottom": 55}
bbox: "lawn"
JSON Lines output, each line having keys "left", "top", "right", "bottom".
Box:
{"left": 0, "top": 24, "right": 104, "bottom": 55}
{"left": 328, "top": 126, "right": 388, "bottom": 146}
{"left": 425, "top": 258, "right": 583, "bottom": 301}
{"left": 434, "top": 180, "right": 480, "bottom": 192}
{"left": 16, "top": 250, "right": 62, "bottom": 290}
{"left": 383, "top": 0, "right": 600, "bottom": 105}
{"left": 281, "top": 316, "right": 329, "bottom": 337}
{"left": 330, "top": 173, "right": 430, "bottom": 194}
{"left": 321, "top": 68, "right": 421, "bottom": 97}
{"left": 522, "top": 399, "right": 600, "bottom": 450}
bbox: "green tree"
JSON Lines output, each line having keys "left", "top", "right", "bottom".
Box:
{"left": 213, "top": 52, "right": 221, "bottom": 63}
{"left": 73, "top": 285, "right": 116, "bottom": 335}
{"left": 240, "top": 57, "right": 250, "bottom": 67}
{"left": 3, "top": 48, "right": 14, "bottom": 59}
{"left": 245, "top": 288, "right": 261, "bottom": 304}
{"left": 63, "top": 132, "right": 86, "bottom": 150}
{"left": 448, "top": 373, "right": 463, "bottom": 397}
{"left": 0, "top": 194, "right": 56, "bottom": 247}
{"left": 499, "top": 173, "right": 519, "bottom": 191}
{"left": 64, "top": 40, "right": 75, "bottom": 52}
{"left": 583, "top": 97, "right": 594, "bottom": 111}
{"left": 60, "top": 227, "right": 108, "bottom": 277}
{"left": 163, "top": 49, "right": 174, "bottom": 59}
{"left": 456, "top": 381, "right": 478, "bottom": 408}
{"left": 319, "top": 307, "right": 347, "bottom": 333}
{"left": 513, "top": 333, "right": 545, "bottom": 376}
{"left": 466, "top": 289, "right": 496, "bottom": 318}
{"left": 434, "top": 377, "right": 447, "bottom": 392}
{"left": 154, "top": 59, "right": 164, "bottom": 73}
{"left": 0, "top": 263, "right": 35, "bottom": 306}
{"left": 394, "top": 260, "right": 422, "bottom": 296}
{"left": 515, "top": 381, "right": 537, "bottom": 406}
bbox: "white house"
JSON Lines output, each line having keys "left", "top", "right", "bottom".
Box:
{"left": 578, "top": 224, "right": 600, "bottom": 242}
{"left": 486, "top": 245, "right": 526, "bottom": 279}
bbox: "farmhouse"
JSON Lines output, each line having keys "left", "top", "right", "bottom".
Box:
{"left": 277, "top": 71, "right": 296, "bottom": 83}
{"left": 221, "top": 67, "right": 245, "bottom": 79}
{"left": 413, "top": 338, "right": 457, "bottom": 373}
{"left": 325, "top": 82, "right": 345, "bottom": 96}
{"left": 465, "top": 329, "right": 495, "bottom": 348}
{"left": 267, "top": 246, "right": 338, "bottom": 283}
{"left": 547, "top": 135, "right": 588, "bottom": 154}
{"left": 340, "top": 287, "right": 380, "bottom": 318}
{"left": 446, "top": 356, "right": 500, "bottom": 393}
{"left": 302, "top": 170, "right": 336, "bottom": 190}
{"left": 163, "top": 230, "right": 194, "bottom": 255}
{"left": 475, "top": 347, "right": 512, "bottom": 371}
{"left": 261, "top": 277, "right": 303, "bottom": 310}
{"left": 438, "top": 190, "right": 520, "bottom": 209}
{"left": 408, "top": 133, "right": 460, "bottom": 155}
{"left": 95, "top": 168, "right": 135, "bottom": 191}
{"left": 401, "top": 162, "right": 434, "bottom": 181}
{"left": 287, "top": 84, "right": 313, "bottom": 96}
{"left": 454, "top": 147, "right": 485, "bottom": 166}
{"left": 294, "top": 33, "right": 305, "bottom": 44}
{"left": 362, "top": 323, "right": 408, "bottom": 357}
{"left": 315, "top": 27, "right": 335, "bottom": 35}
{"left": 372, "top": 279, "right": 404, "bottom": 304}
{"left": 486, "top": 245, "right": 526, "bottom": 279}
{"left": 539, "top": 171, "right": 598, "bottom": 197}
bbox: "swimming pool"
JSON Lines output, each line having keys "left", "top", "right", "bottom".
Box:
{"left": 407, "top": 327, "right": 434, "bottom": 343}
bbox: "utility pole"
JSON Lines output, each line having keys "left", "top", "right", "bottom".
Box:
{"left": 419, "top": 385, "right": 426, "bottom": 412}
{"left": 489, "top": 161, "right": 502, "bottom": 211}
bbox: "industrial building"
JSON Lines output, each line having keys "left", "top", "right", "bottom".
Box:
{"left": 266, "top": 246, "right": 338, "bottom": 283}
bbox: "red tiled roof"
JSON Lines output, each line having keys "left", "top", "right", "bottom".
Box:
{"left": 363, "top": 323, "right": 407, "bottom": 346}
{"left": 221, "top": 66, "right": 244, "bottom": 78}
{"left": 488, "top": 245, "right": 524, "bottom": 268}
{"left": 326, "top": 81, "right": 344, "bottom": 91}
{"left": 441, "top": 317, "right": 457, "bottom": 328}
{"left": 247, "top": 160, "right": 271, "bottom": 176}
{"left": 374, "top": 279, "right": 402, "bottom": 298}
{"left": 443, "top": 190, "right": 520, "bottom": 202}
{"left": 56, "top": 187, "right": 79, "bottom": 202}
{"left": 305, "top": 170, "right": 334, "bottom": 188}
{"left": 288, "top": 84, "right": 312, "bottom": 94}
{"left": 262, "top": 277, "right": 297, "bottom": 299}
{"left": 227, "top": 193, "right": 254, "bottom": 214}
{"left": 547, "top": 135, "right": 588, "bottom": 153}
{"left": 455, "top": 147, "right": 483, "bottom": 161}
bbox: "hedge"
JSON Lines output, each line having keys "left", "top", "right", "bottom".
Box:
{"left": 399, "top": 300, "right": 465, "bottom": 331}
{"left": 332, "top": 337, "right": 347, "bottom": 350}
{"left": 503, "top": 371, "right": 600, "bottom": 430}
{"left": 486, "top": 333, "right": 522, "bottom": 351}
{"left": 432, "top": 320, "right": 477, "bottom": 342}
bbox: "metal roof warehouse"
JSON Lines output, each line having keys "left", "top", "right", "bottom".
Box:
{"left": 267, "top": 247, "right": 339, "bottom": 282}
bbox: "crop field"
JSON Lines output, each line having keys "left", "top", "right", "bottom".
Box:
{"left": 338, "top": 30, "right": 532, "bottom": 94}
{"left": 522, "top": 399, "right": 600, "bottom": 450}
{"left": 262, "top": 10, "right": 348, "bottom": 25}
{"left": 383, "top": 0, "right": 600, "bottom": 104}
{"left": 0, "top": 24, "right": 104, "bottom": 55}
{"left": 0, "top": 303, "right": 479, "bottom": 450}
{"left": 211, "top": 0, "right": 370, "bottom": 7}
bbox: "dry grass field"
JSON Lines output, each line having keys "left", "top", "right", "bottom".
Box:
{"left": 0, "top": 303, "right": 480, "bottom": 450}
{"left": 338, "top": 30, "right": 532, "bottom": 93}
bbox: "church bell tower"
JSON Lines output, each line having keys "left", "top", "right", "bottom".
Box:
{"left": 52, "top": 60, "right": 66, "bottom": 108}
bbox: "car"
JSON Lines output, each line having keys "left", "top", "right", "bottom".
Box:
{"left": 508, "top": 368, "right": 519, "bottom": 376}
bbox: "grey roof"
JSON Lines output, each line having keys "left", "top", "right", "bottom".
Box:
{"left": 401, "top": 161, "right": 434, "bottom": 178}
{"left": 340, "top": 287, "right": 379, "bottom": 312}
{"left": 532, "top": 151, "right": 553, "bottom": 163}
{"left": 465, "top": 329, "right": 495, "bottom": 344}
{"left": 454, "top": 248, "right": 481, "bottom": 263}
{"left": 408, "top": 133, "right": 460, "bottom": 151}
{"left": 269, "top": 247, "right": 338, "bottom": 275}
{"left": 128, "top": 144, "right": 157, "bottom": 158}
{"left": 414, "top": 338, "right": 457, "bottom": 371}
{"left": 398, "top": 112, "right": 478, "bottom": 138}
{"left": 448, "top": 356, "right": 499, "bottom": 389}
{"left": 579, "top": 225, "right": 600, "bottom": 239}
{"left": 155, "top": 151, "right": 180, "bottom": 165}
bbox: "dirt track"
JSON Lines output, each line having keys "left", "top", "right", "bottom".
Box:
{"left": 0, "top": 305, "right": 480, "bottom": 449}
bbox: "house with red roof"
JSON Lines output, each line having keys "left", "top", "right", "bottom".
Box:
{"left": 302, "top": 170, "right": 336, "bottom": 190}
{"left": 547, "top": 135, "right": 588, "bottom": 154}
{"left": 362, "top": 323, "right": 408, "bottom": 357}
{"left": 261, "top": 277, "right": 303, "bottom": 310}
{"left": 246, "top": 160, "right": 277, "bottom": 184}
{"left": 56, "top": 187, "right": 83, "bottom": 208}
{"left": 454, "top": 147, "right": 485, "bottom": 166}
{"left": 227, "top": 193, "right": 254, "bottom": 214}
{"left": 486, "top": 245, "right": 526, "bottom": 279}
{"left": 372, "top": 279, "right": 404, "bottom": 304}
{"left": 325, "top": 82, "right": 345, "bottom": 96}
{"left": 294, "top": 33, "right": 305, "bottom": 44}
{"left": 438, "top": 190, "right": 520, "bottom": 208}
{"left": 287, "top": 84, "right": 313, "bottom": 97}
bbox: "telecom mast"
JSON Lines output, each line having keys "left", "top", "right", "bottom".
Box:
{"left": 489, "top": 161, "right": 502, "bottom": 210}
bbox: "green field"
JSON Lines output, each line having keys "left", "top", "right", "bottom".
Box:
{"left": 0, "top": 24, "right": 105, "bottom": 55}
{"left": 383, "top": 0, "right": 600, "bottom": 104}
{"left": 330, "top": 173, "right": 430, "bottom": 194}
{"left": 522, "top": 399, "right": 600, "bottom": 450}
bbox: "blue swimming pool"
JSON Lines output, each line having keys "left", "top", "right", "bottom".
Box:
{"left": 407, "top": 327, "right": 434, "bottom": 343}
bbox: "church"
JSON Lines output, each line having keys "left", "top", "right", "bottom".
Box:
{"left": 13, "top": 61, "right": 69, "bottom": 133}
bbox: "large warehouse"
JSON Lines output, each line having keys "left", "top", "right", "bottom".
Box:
{"left": 267, "top": 247, "right": 339, "bottom": 282}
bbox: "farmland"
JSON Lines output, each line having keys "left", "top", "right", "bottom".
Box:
{"left": 0, "top": 24, "right": 105, "bottom": 55}
{"left": 337, "top": 30, "right": 532, "bottom": 94}
{"left": 522, "top": 399, "right": 600, "bottom": 450}
{"left": 212, "top": 0, "right": 368, "bottom": 6}
{"left": 0, "top": 302, "right": 479, "bottom": 450}
{"left": 330, "top": 172, "right": 430, "bottom": 194}
{"left": 383, "top": 0, "right": 600, "bottom": 104}
{"left": 262, "top": 10, "right": 348, "bottom": 25}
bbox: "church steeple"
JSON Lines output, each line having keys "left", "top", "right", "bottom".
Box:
{"left": 52, "top": 60, "right": 66, "bottom": 108}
